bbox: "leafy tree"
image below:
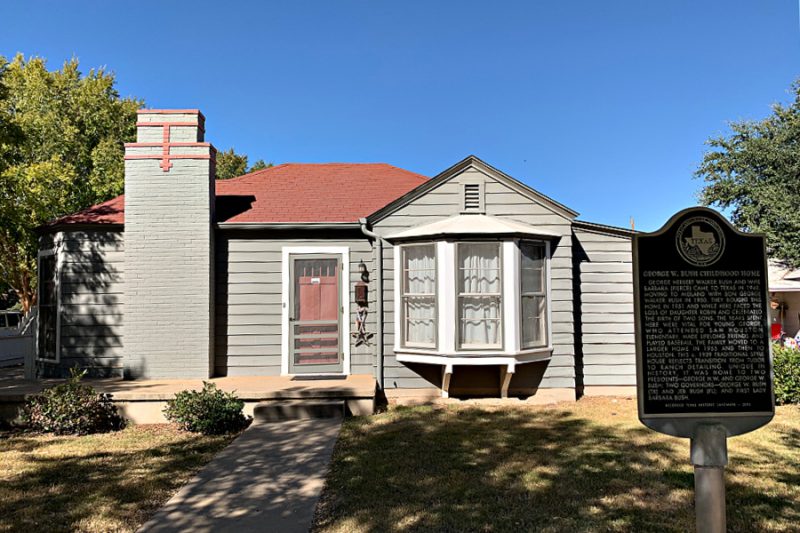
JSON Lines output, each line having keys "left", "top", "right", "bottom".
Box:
{"left": 0, "top": 54, "right": 141, "bottom": 312}
{"left": 215, "top": 148, "right": 248, "bottom": 179}
{"left": 215, "top": 147, "right": 272, "bottom": 179}
{"left": 250, "top": 159, "right": 269, "bottom": 172}
{"left": 696, "top": 80, "right": 800, "bottom": 267}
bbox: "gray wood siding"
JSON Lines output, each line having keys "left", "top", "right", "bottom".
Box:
{"left": 375, "top": 166, "right": 575, "bottom": 391}
{"left": 215, "top": 234, "right": 376, "bottom": 377}
{"left": 574, "top": 229, "right": 636, "bottom": 386}
{"left": 57, "top": 231, "right": 125, "bottom": 377}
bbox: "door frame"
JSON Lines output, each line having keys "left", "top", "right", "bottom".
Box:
{"left": 281, "top": 246, "right": 350, "bottom": 376}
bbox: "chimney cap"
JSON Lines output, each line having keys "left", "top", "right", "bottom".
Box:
{"left": 137, "top": 109, "right": 205, "bottom": 120}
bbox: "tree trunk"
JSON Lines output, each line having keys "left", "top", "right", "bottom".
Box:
{"left": 15, "top": 272, "right": 35, "bottom": 314}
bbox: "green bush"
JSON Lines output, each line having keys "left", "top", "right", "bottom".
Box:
{"left": 164, "top": 382, "right": 250, "bottom": 435}
{"left": 25, "top": 369, "right": 125, "bottom": 435}
{"left": 774, "top": 345, "right": 800, "bottom": 405}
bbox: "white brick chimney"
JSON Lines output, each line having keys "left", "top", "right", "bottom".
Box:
{"left": 123, "top": 109, "right": 216, "bottom": 378}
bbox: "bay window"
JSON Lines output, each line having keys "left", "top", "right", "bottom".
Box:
{"left": 401, "top": 244, "right": 437, "bottom": 348}
{"left": 395, "top": 238, "right": 551, "bottom": 357}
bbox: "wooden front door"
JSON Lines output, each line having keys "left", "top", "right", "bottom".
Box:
{"left": 289, "top": 255, "right": 343, "bottom": 374}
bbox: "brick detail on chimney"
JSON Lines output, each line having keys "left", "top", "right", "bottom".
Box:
{"left": 125, "top": 114, "right": 214, "bottom": 172}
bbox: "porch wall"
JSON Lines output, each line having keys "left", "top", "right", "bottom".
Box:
{"left": 214, "top": 231, "right": 376, "bottom": 377}
{"left": 56, "top": 230, "right": 125, "bottom": 378}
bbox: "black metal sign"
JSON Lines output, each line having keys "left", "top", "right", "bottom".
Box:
{"left": 633, "top": 207, "right": 774, "bottom": 438}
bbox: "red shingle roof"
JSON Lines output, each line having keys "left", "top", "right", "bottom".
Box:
{"left": 50, "top": 163, "right": 428, "bottom": 226}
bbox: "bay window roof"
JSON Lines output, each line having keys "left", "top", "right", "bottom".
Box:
{"left": 384, "top": 214, "right": 561, "bottom": 242}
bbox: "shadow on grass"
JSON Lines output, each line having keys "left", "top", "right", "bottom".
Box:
{"left": 314, "top": 406, "right": 797, "bottom": 533}
{"left": 0, "top": 428, "right": 231, "bottom": 532}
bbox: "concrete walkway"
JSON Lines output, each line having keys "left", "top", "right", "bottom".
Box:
{"left": 139, "top": 419, "right": 342, "bottom": 533}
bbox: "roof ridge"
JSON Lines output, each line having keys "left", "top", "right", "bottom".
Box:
{"left": 223, "top": 162, "right": 289, "bottom": 182}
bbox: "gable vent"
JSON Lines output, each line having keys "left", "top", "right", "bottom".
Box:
{"left": 461, "top": 181, "right": 485, "bottom": 213}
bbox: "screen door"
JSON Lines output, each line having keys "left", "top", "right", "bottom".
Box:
{"left": 289, "top": 255, "right": 343, "bottom": 374}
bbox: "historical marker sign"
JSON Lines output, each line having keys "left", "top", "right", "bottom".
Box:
{"left": 633, "top": 207, "right": 774, "bottom": 438}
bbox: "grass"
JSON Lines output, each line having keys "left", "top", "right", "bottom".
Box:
{"left": 314, "top": 397, "right": 800, "bottom": 533}
{"left": 0, "top": 424, "right": 236, "bottom": 532}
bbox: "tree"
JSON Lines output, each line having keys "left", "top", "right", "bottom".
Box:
{"left": 250, "top": 159, "right": 269, "bottom": 172}
{"left": 0, "top": 55, "right": 141, "bottom": 312}
{"left": 215, "top": 147, "right": 272, "bottom": 179}
{"left": 696, "top": 80, "right": 800, "bottom": 268}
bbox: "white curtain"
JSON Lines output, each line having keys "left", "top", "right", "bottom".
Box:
{"left": 458, "top": 243, "right": 501, "bottom": 348}
{"left": 403, "top": 245, "right": 436, "bottom": 346}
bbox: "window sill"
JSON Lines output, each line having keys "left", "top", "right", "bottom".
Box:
{"left": 394, "top": 348, "right": 552, "bottom": 367}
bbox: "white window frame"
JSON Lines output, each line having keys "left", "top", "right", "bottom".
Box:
{"left": 36, "top": 245, "right": 62, "bottom": 363}
{"left": 398, "top": 243, "right": 438, "bottom": 350}
{"left": 280, "top": 246, "right": 351, "bottom": 376}
{"left": 394, "top": 238, "right": 553, "bottom": 360}
{"left": 519, "top": 240, "right": 550, "bottom": 350}
{"left": 455, "top": 241, "right": 504, "bottom": 351}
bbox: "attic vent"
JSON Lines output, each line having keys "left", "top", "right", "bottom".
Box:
{"left": 461, "top": 181, "right": 485, "bottom": 213}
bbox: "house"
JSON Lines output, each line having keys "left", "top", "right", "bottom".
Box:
{"left": 768, "top": 260, "right": 800, "bottom": 340}
{"left": 34, "top": 109, "right": 636, "bottom": 402}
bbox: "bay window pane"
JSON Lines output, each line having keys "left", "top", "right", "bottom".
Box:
{"left": 405, "top": 296, "right": 436, "bottom": 345}
{"left": 457, "top": 242, "right": 502, "bottom": 349}
{"left": 521, "top": 242, "right": 545, "bottom": 293}
{"left": 521, "top": 295, "right": 546, "bottom": 347}
{"left": 402, "top": 244, "right": 436, "bottom": 347}
{"left": 460, "top": 296, "right": 502, "bottom": 347}
{"left": 458, "top": 243, "right": 501, "bottom": 294}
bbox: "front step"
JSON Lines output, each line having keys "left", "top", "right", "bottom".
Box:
{"left": 253, "top": 399, "right": 345, "bottom": 422}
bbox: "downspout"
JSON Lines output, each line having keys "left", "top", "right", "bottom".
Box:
{"left": 359, "top": 218, "right": 384, "bottom": 390}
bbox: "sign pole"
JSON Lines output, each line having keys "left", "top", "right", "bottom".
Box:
{"left": 690, "top": 425, "right": 727, "bottom": 533}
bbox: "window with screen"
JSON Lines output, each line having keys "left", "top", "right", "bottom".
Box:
{"left": 520, "top": 241, "right": 548, "bottom": 349}
{"left": 37, "top": 254, "right": 58, "bottom": 361}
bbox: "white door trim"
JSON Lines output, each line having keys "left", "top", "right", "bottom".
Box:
{"left": 281, "top": 246, "right": 351, "bottom": 376}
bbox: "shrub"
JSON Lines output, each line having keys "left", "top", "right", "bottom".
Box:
{"left": 773, "top": 345, "right": 800, "bottom": 405}
{"left": 164, "top": 382, "right": 250, "bottom": 435}
{"left": 26, "top": 369, "right": 125, "bottom": 435}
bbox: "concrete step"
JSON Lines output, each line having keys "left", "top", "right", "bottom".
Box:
{"left": 253, "top": 399, "right": 345, "bottom": 422}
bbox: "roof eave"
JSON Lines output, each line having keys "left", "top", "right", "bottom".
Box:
{"left": 216, "top": 222, "right": 363, "bottom": 231}
{"left": 573, "top": 219, "right": 637, "bottom": 238}
{"left": 35, "top": 222, "right": 125, "bottom": 235}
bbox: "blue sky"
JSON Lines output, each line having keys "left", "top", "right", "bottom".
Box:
{"left": 3, "top": 1, "right": 799, "bottom": 230}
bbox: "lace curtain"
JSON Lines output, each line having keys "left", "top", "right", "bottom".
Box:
{"left": 403, "top": 245, "right": 436, "bottom": 346}
{"left": 458, "top": 243, "right": 502, "bottom": 348}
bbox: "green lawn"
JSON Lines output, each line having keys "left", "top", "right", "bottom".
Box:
{"left": 314, "top": 398, "right": 800, "bottom": 533}
{"left": 0, "top": 425, "right": 235, "bottom": 532}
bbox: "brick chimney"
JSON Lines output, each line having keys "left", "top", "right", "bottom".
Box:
{"left": 123, "top": 109, "right": 216, "bottom": 378}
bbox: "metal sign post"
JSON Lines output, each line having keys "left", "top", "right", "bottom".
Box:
{"left": 691, "top": 425, "right": 727, "bottom": 533}
{"left": 633, "top": 207, "right": 775, "bottom": 532}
